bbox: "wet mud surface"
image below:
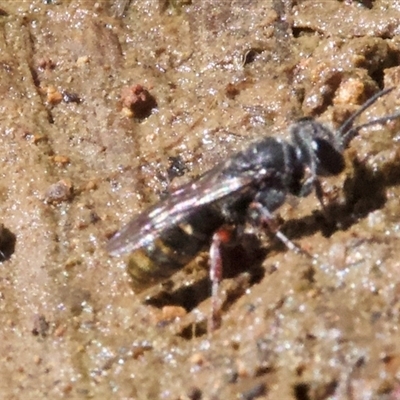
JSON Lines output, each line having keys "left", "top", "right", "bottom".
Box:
{"left": 1, "top": 0, "right": 400, "bottom": 398}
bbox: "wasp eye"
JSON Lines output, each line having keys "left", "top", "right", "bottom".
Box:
{"left": 313, "top": 138, "right": 345, "bottom": 175}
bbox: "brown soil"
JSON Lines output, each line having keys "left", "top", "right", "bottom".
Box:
{"left": 1, "top": 0, "right": 400, "bottom": 399}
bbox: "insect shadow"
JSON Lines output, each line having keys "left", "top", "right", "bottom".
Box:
{"left": 144, "top": 233, "right": 266, "bottom": 310}
{"left": 282, "top": 151, "right": 400, "bottom": 242}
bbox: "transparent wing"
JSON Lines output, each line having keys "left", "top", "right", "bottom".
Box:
{"left": 107, "top": 162, "right": 267, "bottom": 255}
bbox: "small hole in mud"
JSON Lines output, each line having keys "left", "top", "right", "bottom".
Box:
{"left": 242, "top": 48, "right": 263, "bottom": 65}
{"left": 292, "top": 27, "right": 319, "bottom": 38}
{"left": 178, "top": 319, "right": 208, "bottom": 339}
{"left": 294, "top": 383, "right": 310, "bottom": 400}
{"left": 0, "top": 225, "right": 16, "bottom": 261}
{"left": 358, "top": 0, "right": 374, "bottom": 9}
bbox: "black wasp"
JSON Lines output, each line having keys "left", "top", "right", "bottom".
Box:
{"left": 107, "top": 87, "right": 400, "bottom": 329}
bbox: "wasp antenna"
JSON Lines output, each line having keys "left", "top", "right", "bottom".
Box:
{"left": 339, "top": 87, "right": 396, "bottom": 148}
{"left": 350, "top": 110, "right": 400, "bottom": 134}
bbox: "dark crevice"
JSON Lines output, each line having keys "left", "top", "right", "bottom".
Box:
{"left": 292, "top": 27, "right": 319, "bottom": 38}
{"left": 355, "top": 0, "right": 374, "bottom": 9}
{"left": 178, "top": 319, "right": 208, "bottom": 339}
{"left": 0, "top": 225, "right": 16, "bottom": 261}
{"left": 242, "top": 48, "right": 263, "bottom": 66}
{"left": 294, "top": 383, "right": 311, "bottom": 400}
{"left": 28, "top": 65, "right": 40, "bottom": 88}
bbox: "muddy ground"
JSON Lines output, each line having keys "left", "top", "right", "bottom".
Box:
{"left": 2, "top": 0, "right": 400, "bottom": 399}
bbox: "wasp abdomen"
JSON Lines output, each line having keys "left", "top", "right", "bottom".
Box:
{"left": 127, "top": 206, "right": 224, "bottom": 291}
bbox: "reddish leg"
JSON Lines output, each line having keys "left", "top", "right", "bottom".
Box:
{"left": 208, "top": 225, "right": 236, "bottom": 332}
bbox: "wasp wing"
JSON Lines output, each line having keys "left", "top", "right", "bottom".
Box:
{"left": 107, "top": 161, "right": 269, "bottom": 256}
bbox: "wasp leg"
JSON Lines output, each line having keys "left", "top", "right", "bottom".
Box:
{"left": 301, "top": 177, "right": 332, "bottom": 221}
{"left": 249, "top": 202, "right": 313, "bottom": 258}
{"left": 298, "top": 175, "right": 327, "bottom": 210}
{"left": 313, "top": 178, "right": 325, "bottom": 208}
{"left": 208, "top": 225, "right": 237, "bottom": 332}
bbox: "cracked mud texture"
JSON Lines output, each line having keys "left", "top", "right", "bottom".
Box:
{"left": 2, "top": 0, "right": 400, "bottom": 399}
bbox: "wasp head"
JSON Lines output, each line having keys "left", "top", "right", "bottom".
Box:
{"left": 291, "top": 117, "right": 345, "bottom": 178}
{"left": 292, "top": 87, "right": 400, "bottom": 181}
